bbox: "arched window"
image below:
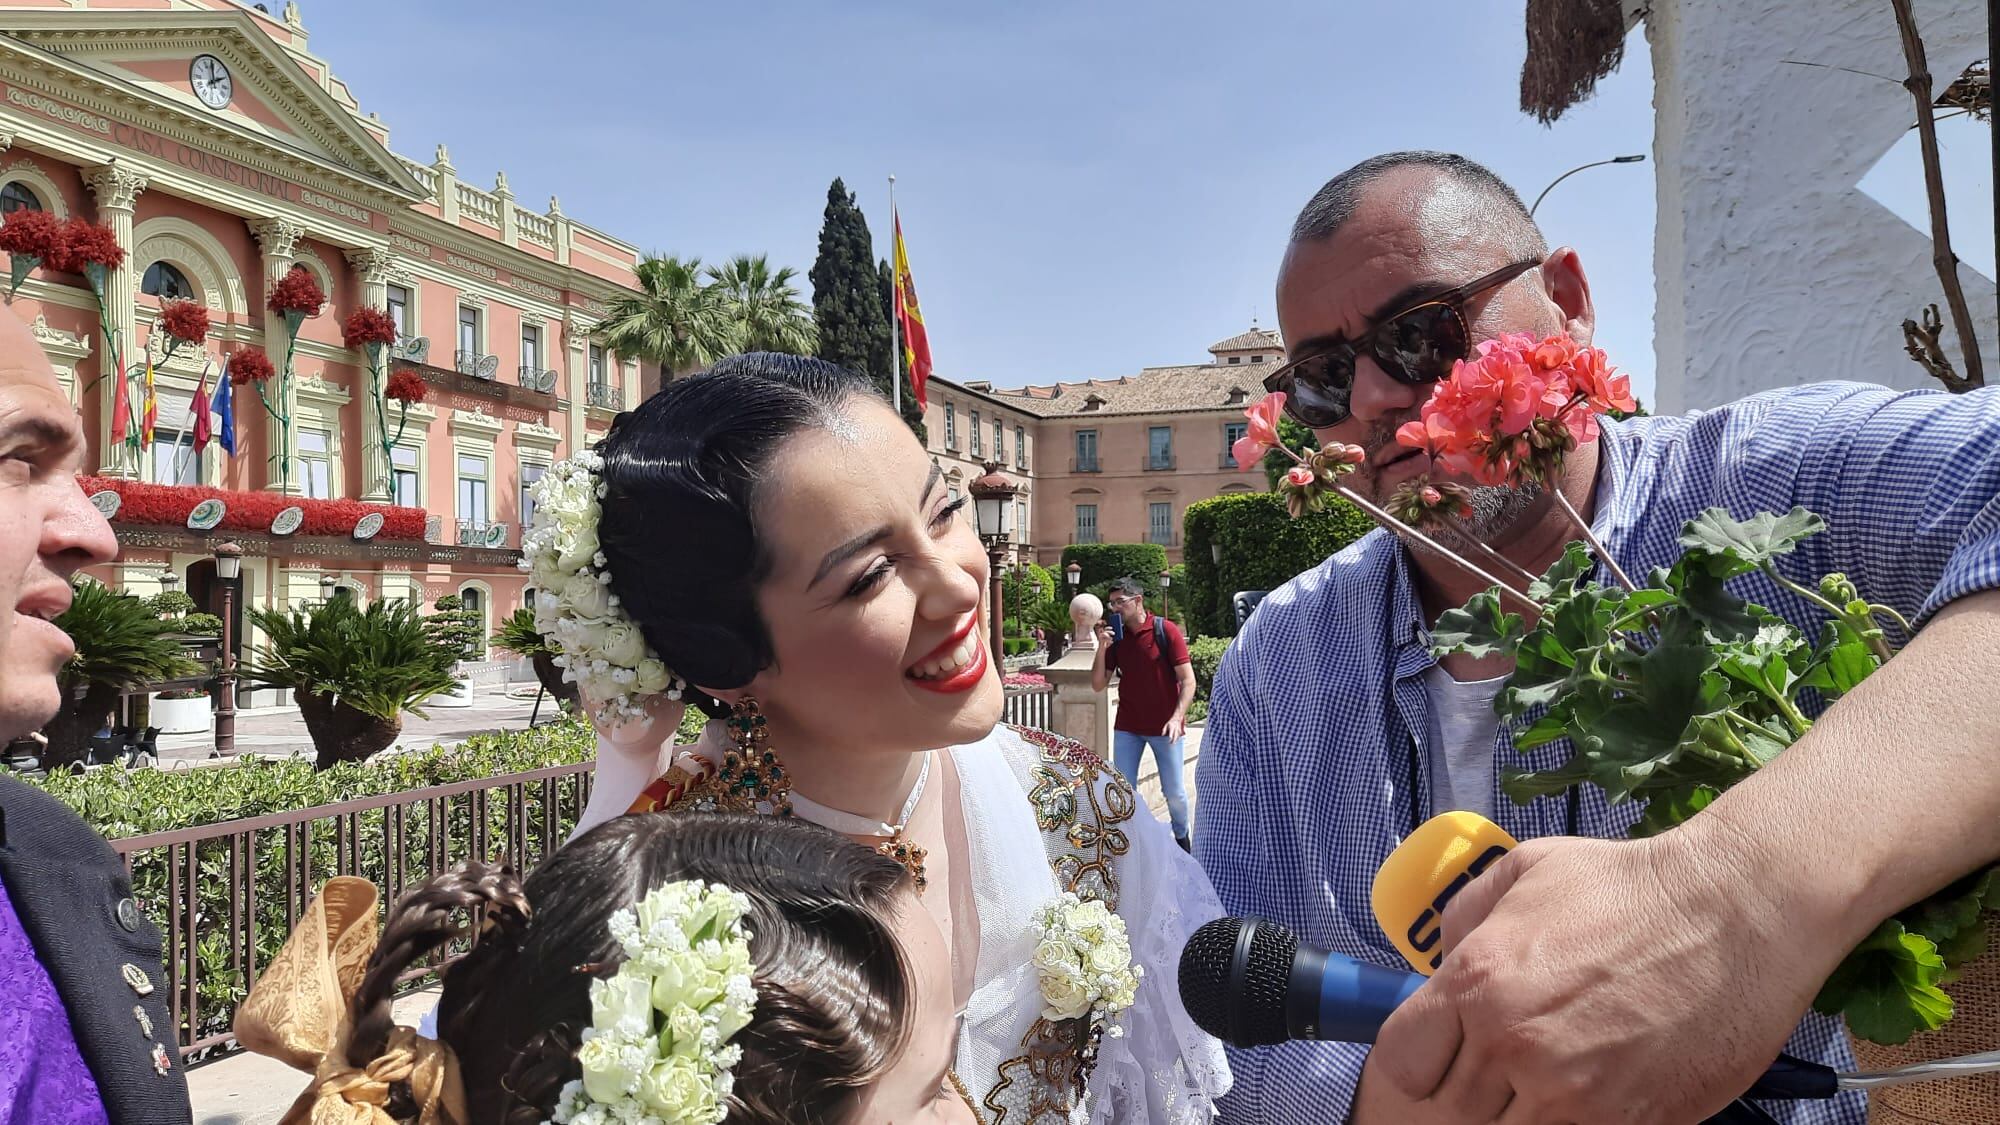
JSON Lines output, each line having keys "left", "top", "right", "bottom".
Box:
{"left": 142, "top": 261, "right": 195, "bottom": 301}
{"left": 0, "top": 182, "right": 42, "bottom": 215}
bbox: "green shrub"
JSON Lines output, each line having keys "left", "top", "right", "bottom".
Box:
{"left": 1061, "top": 543, "right": 1169, "bottom": 603}
{"left": 1003, "top": 562, "right": 1058, "bottom": 634}
{"left": 1004, "top": 635, "right": 1038, "bottom": 656}
{"left": 425, "top": 593, "right": 485, "bottom": 663}
{"left": 31, "top": 720, "right": 601, "bottom": 1052}
{"left": 1182, "top": 492, "right": 1377, "bottom": 635}
{"left": 176, "top": 612, "right": 223, "bottom": 637}
{"left": 1186, "top": 698, "right": 1209, "bottom": 725}
{"left": 1188, "top": 635, "right": 1230, "bottom": 703}
{"left": 147, "top": 590, "right": 198, "bottom": 618}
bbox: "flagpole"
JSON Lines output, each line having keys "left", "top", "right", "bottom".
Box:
{"left": 888, "top": 173, "right": 901, "bottom": 415}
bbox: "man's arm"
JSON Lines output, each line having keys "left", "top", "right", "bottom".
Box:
{"left": 1368, "top": 383, "right": 2000, "bottom": 1123}
{"left": 1164, "top": 622, "right": 1197, "bottom": 739}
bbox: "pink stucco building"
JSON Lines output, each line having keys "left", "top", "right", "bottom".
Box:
{"left": 0, "top": 0, "right": 649, "bottom": 682}
{"left": 923, "top": 327, "right": 1281, "bottom": 566}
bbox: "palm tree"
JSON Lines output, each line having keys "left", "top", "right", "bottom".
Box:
{"left": 594, "top": 255, "right": 740, "bottom": 379}
{"left": 706, "top": 254, "right": 818, "bottom": 356}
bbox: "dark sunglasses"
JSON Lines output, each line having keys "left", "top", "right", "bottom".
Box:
{"left": 1263, "top": 259, "right": 1541, "bottom": 428}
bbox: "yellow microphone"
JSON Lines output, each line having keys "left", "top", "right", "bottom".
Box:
{"left": 1369, "top": 810, "right": 1518, "bottom": 975}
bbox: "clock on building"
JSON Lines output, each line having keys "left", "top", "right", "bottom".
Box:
{"left": 191, "top": 54, "right": 232, "bottom": 110}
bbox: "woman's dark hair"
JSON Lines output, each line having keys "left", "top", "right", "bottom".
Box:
{"left": 593, "top": 353, "right": 881, "bottom": 710}
{"left": 348, "top": 814, "right": 916, "bottom": 1125}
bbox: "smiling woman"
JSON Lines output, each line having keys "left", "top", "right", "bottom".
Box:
{"left": 518, "top": 351, "right": 1231, "bottom": 1123}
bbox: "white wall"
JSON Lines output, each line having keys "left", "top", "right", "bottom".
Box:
{"left": 1650, "top": 0, "right": 1996, "bottom": 413}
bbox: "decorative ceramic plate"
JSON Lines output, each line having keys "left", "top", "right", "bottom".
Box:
{"left": 353, "top": 512, "right": 385, "bottom": 541}
{"left": 187, "top": 499, "right": 226, "bottom": 531}
{"left": 88, "top": 491, "right": 121, "bottom": 519}
{"left": 271, "top": 506, "right": 304, "bottom": 536}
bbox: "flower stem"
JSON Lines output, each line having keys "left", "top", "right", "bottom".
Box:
{"left": 1333, "top": 484, "right": 1539, "bottom": 614}
{"left": 1760, "top": 565, "right": 1896, "bottom": 662}
{"left": 1551, "top": 488, "right": 1638, "bottom": 593}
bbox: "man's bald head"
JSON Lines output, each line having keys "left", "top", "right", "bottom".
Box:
{"left": 1290, "top": 151, "right": 1546, "bottom": 263}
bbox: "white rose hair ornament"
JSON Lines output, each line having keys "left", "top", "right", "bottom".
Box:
{"left": 520, "top": 448, "right": 689, "bottom": 723}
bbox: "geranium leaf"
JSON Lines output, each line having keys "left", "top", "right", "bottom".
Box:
{"left": 1816, "top": 920, "right": 1953, "bottom": 1046}
{"left": 1430, "top": 590, "right": 1523, "bottom": 659}
{"left": 1529, "top": 542, "right": 1596, "bottom": 602}
{"left": 1511, "top": 714, "right": 1570, "bottom": 751}
{"left": 1663, "top": 559, "right": 1764, "bottom": 641}
{"left": 1680, "top": 506, "right": 1827, "bottom": 567}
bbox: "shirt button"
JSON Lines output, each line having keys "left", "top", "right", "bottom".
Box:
{"left": 116, "top": 897, "right": 142, "bottom": 933}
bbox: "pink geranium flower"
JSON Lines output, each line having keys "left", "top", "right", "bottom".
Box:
{"left": 1395, "top": 331, "right": 1628, "bottom": 488}
{"left": 1232, "top": 393, "right": 1286, "bottom": 471}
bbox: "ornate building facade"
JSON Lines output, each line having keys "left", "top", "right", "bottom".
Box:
{"left": 0, "top": 0, "right": 647, "bottom": 659}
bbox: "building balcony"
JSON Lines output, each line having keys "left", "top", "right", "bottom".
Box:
{"left": 1145, "top": 454, "right": 1177, "bottom": 471}
{"left": 585, "top": 382, "right": 623, "bottom": 410}
{"left": 456, "top": 519, "right": 513, "bottom": 549}
{"left": 396, "top": 357, "right": 556, "bottom": 416}
{"left": 1071, "top": 531, "right": 1102, "bottom": 545}
{"left": 517, "top": 366, "right": 559, "bottom": 393}
{"left": 1146, "top": 531, "right": 1182, "bottom": 548}
{"left": 455, "top": 351, "right": 500, "bottom": 381}
{"left": 392, "top": 335, "right": 430, "bottom": 364}
{"left": 1072, "top": 457, "right": 1101, "bottom": 474}
{"left": 1016, "top": 457, "right": 1029, "bottom": 472}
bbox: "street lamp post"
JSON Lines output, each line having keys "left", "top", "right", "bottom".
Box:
{"left": 1066, "top": 562, "right": 1081, "bottom": 591}
{"left": 1159, "top": 567, "right": 1173, "bottom": 622}
{"left": 213, "top": 542, "right": 241, "bottom": 759}
{"left": 968, "top": 463, "right": 1020, "bottom": 667}
{"left": 1528, "top": 154, "right": 1647, "bottom": 219}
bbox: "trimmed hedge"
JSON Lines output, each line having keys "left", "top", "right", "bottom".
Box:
{"left": 1182, "top": 492, "right": 1377, "bottom": 636}
{"left": 1189, "top": 635, "right": 1229, "bottom": 704}
{"left": 1061, "top": 543, "right": 1169, "bottom": 603}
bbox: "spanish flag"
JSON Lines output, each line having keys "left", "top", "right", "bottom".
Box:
{"left": 891, "top": 209, "right": 933, "bottom": 410}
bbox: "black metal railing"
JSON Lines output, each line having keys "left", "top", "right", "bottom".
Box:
{"left": 113, "top": 762, "right": 594, "bottom": 1056}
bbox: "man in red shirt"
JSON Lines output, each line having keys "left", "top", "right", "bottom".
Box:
{"left": 1092, "top": 576, "right": 1198, "bottom": 850}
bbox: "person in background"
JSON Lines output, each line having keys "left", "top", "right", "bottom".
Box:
{"left": 0, "top": 304, "right": 189, "bottom": 1124}
{"left": 1092, "top": 575, "right": 1197, "bottom": 850}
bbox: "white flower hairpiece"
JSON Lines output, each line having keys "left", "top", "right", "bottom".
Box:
{"left": 548, "top": 880, "right": 760, "bottom": 1125}
{"left": 520, "top": 450, "right": 685, "bottom": 723}
{"left": 1030, "top": 892, "right": 1142, "bottom": 1033}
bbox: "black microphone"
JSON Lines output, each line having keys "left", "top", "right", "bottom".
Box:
{"left": 1178, "top": 916, "right": 1423, "bottom": 1048}
{"left": 1177, "top": 916, "right": 1840, "bottom": 1105}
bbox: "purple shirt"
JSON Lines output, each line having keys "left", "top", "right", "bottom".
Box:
{"left": 0, "top": 867, "right": 112, "bottom": 1124}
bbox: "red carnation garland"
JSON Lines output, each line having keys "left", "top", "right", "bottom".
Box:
{"left": 385, "top": 369, "right": 428, "bottom": 404}
{"left": 259, "top": 267, "right": 327, "bottom": 494}
{"left": 0, "top": 210, "right": 62, "bottom": 299}
{"left": 229, "top": 348, "right": 275, "bottom": 386}
{"left": 345, "top": 306, "right": 416, "bottom": 492}
{"left": 158, "top": 300, "right": 210, "bottom": 353}
{"left": 51, "top": 217, "right": 140, "bottom": 459}
{"left": 76, "top": 474, "right": 429, "bottom": 541}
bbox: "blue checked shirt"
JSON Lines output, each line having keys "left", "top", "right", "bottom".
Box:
{"left": 1195, "top": 382, "right": 2000, "bottom": 1124}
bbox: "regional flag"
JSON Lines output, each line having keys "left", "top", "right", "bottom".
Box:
{"left": 891, "top": 209, "right": 933, "bottom": 410}
{"left": 140, "top": 356, "right": 157, "bottom": 450}
{"left": 108, "top": 354, "right": 131, "bottom": 448}
{"left": 213, "top": 354, "right": 236, "bottom": 456}
{"left": 190, "top": 359, "right": 212, "bottom": 454}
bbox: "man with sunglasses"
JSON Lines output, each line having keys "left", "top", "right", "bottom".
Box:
{"left": 1195, "top": 151, "right": 2000, "bottom": 1125}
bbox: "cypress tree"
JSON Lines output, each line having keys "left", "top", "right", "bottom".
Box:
{"left": 808, "top": 179, "right": 925, "bottom": 439}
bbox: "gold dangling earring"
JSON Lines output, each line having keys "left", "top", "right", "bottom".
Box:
{"left": 719, "top": 697, "right": 793, "bottom": 816}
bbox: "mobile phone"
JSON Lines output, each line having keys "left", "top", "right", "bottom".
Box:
{"left": 1109, "top": 612, "right": 1125, "bottom": 643}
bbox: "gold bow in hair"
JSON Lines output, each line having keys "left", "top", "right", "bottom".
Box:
{"left": 234, "top": 876, "right": 468, "bottom": 1125}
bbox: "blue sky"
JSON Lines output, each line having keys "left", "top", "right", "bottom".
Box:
{"left": 312, "top": 3, "right": 1666, "bottom": 402}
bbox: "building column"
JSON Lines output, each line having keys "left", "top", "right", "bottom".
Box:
{"left": 345, "top": 246, "right": 397, "bottom": 501}
{"left": 84, "top": 164, "right": 148, "bottom": 479}
{"left": 247, "top": 218, "right": 306, "bottom": 494}
{"left": 562, "top": 312, "right": 589, "bottom": 454}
